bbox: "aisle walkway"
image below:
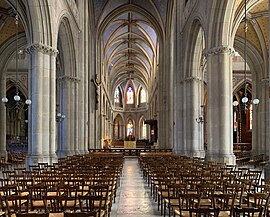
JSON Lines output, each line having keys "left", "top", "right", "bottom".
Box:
{"left": 110, "top": 157, "right": 162, "bottom": 217}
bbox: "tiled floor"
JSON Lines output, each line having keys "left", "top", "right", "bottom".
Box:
{"left": 110, "top": 157, "right": 162, "bottom": 217}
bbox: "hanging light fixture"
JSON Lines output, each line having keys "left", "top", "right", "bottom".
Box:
{"left": 1, "top": 0, "right": 31, "bottom": 110}
{"left": 233, "top": 0, "right": 259, "bottom": 108}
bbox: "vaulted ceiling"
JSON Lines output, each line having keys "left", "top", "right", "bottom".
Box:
{"left": 235, "top": 0, "right": 268, "bottom": 56}
{"left": 102, "top": 11, "right": 158, "bottom": 91}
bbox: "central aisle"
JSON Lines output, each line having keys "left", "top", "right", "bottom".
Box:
{"left": 110, "top": 157, "right": 162, "bottom": 217}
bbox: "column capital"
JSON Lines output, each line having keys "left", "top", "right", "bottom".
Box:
{"left": 204, "top": 45, "right": 235, "bottom": 57}
{"left": 26, "top": 43, "right": 59, "bottom": 56}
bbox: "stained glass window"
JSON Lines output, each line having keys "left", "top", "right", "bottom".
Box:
{"left": 127, "top": 86, "right": 134, "bottom": 104}
{"left": 127, "top": 120, "right": 134, "bottom": 136}
{"left": 140, "top": 88, "right": 146, "bottom": 103}
{"left": 114, "top": 87, "right": 120, "bottom": 103}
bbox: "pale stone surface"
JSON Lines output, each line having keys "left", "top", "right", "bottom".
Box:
{"left": 110, "top": 157, "right": 162, "bottom": 217}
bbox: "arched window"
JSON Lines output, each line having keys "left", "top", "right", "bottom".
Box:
{"left": 114, "top": 87, "right": 120, "bottom": 103}
{"left": 139, "top": 118, "right": 147, "bottom": 139}
{"left": 127, "top": 119, "right": 134, "bottom": 136}
{"left": 126, "top": 86, "right": 134, "bottom": 104}
{"left": 140, "top": 88, "right": 146, "bottom": 103}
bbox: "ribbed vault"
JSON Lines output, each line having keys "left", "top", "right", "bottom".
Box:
{"left": 102, "top": 11, "right": 159, "bottom": 93}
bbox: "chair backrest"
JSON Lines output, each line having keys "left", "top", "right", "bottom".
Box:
{"left": 233, "top": 207, "right": 264, "bottom": 217}
{"left": 5, "top": 195, "right": 30, "bottom": 217}
{"left": 28, "top": 184, "right": 47, "bottom": 200}
{"left": 78, "top": 195, "right": 103, "bottom": 212}
{"left": 43, "top": 195, "right": 64, "bottom": 213}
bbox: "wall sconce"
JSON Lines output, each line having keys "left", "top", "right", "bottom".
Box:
{"left": 196, "top": 105, "right": 204, "bottom": 123}
{"left": 56, "top": 104, "right": 65, "bottom": 122}
{"left": 56, "top": 112, "right": 65, "bottom": 122}
{"left": 196, "top": 116, "right": 204, "bottom": 123}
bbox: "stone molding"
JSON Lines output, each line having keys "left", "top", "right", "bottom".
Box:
{"left": 261, "top": 78, "right": 269, "bottom": 84}
{"left": 57, "top": 75, "right": 80, "bottom": 83}
{"left": 179, "top": 76, "right": 203, "bottom": 83}
{"left": 26, "top": 43, "right": 59, "bottom": 56}
{"left": 67, "top": 0, "right": 79, "bottom": 22}
{"left": 204, "top": 46, "right": 235, "bottom": 57}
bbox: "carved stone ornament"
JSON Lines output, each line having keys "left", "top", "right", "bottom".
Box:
{"left": 57, "top": 75, "right": 80, "bottom": 83}
{"left": 26, "top": 43, "right": 59, "bottom": 56}
{"left": 204, "top": 46, "right": 235, "bottom": 57}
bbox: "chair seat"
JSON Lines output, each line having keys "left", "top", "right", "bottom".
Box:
{"left": 49, "top": 212, "right": 64, "bottom": 217}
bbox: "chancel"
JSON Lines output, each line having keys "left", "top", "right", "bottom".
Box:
{"left": 0, "top": 0, "right": 270, "bottom": 216}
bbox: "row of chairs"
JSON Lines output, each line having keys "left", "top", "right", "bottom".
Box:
{"left": 0, "top": 153, "right": 124, "bottom": 217}
{"left": 139, "top": 153, "right": 269, "bottom": 217}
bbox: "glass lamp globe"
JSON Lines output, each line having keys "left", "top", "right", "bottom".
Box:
{"left": 2, "top": 97, "right": 8, "bottom": 103}
{"left": 233, "top": 101, "right": 239, "bottom": 106}
{"left": 25, "top": 99, "right": 32, "bottom": 105}
{"left": 14, "top": 95, "right": 20, "bottom": 101}
{"left": 241, "top": 96, "right": 248, "bottom": 103}
{"left": 252, "top": 98, "right": 260, "bottom": 105}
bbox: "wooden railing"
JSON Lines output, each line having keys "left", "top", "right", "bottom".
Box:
{"left": 88, "top": 148, "right": 173, "bottom": 156}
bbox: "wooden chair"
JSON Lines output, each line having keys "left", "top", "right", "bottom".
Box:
{"left": 189, "top": 207, "right": 220, "bottom": 217}
{"left": 5, "top": 194, "right": 30, "bottom": 217}
{"left": 28, "top": 184, "right": 48, "bottom": 211}
{"left": 164, "top": 183, "right": 186, "bottom": 217}
{"left": 43, "top": 195, "right": 64, "bottom": 214}
{"left": 174, "top": 193, "right": 200, "bottom": 217}
{"left": 78, "top": 195, "right": 105, "bottom": 217}
{"left": 214, "top": 193, "right": 236, "bottom": 217}
{"left": 88, "top": 185, "right": 110, "bottom": 216}
{"left": 59, "top": 184, "right": 79, "bottom": 212}
{"left": 233, "top": 207, "right": 263, "bottom": 217}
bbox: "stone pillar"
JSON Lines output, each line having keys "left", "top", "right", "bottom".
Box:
{"left": 26, "top": 43, "right": 58, "bottom": 165}
{"left": 206, "top": 45, "right": 236, "bottom": 165}
{"left": 49, "top": 52, "right": 58, "bottom": 163}
{"left": 0, "top": 74, "right": 7, "bottom": 160}
{"left": 185, "top": 78, "right": 205, "bottom": 158}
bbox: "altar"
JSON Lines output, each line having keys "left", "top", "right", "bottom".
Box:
{"left": 124, "top": 141, "right": 136, "bottom": 149}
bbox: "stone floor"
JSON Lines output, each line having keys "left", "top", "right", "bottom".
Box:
{"left": 110, "top": 157, "right": 163, "bottom": 217}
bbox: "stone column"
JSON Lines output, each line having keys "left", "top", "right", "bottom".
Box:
{"left": 206, "top": 45, "right": 236, "bottom": 165}
{"left": 185, "top": 77, "right": 205, "bottom": 158}
{"left": 26, "top": 43, "right": 58, "bottom": 165}
{"left": 0, "top": 74, "right": 7, "bottom": 160}
{"left": 49, "top": 51, "right": 58, "bottom": 163}
{"left": 264, "top": 0, "right": 270, "bottom": 179}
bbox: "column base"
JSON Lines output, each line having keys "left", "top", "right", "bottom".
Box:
{"left": 26, "top": 154, "right": 58, "bottom": 167}
{"left": 174, "top": 148, "right": 205, "bottom": 159}
{"left": 206, "top": 153, "right": 236, "bottom": 165}
{"left": 0, "top": 150, "right": 8, "bottom": 161}
{"left": 264, "top": 165, "right": 270, "bottom": 179}
{"left": 56, "top": 150, "right": 78, "bottom": 158}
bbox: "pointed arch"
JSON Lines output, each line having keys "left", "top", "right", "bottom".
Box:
{"left": 139, "top": 116, "right": 147, "bottom": 139}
